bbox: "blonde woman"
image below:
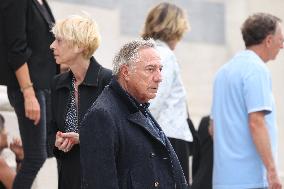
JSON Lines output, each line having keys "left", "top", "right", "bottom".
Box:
{"left": 142, "top": 2, "right": 193, "bottom": 181}
{"left": 49, "top": 15, "right": 112, "bottom": 189}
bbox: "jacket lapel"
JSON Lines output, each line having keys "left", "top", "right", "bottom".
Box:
{"left": 128, "top": 112, "right": 165, "bottom": 145}
{"left": 43, "top": 0, "right": 55, "bottom": 22}
{"left": 109, "top": 79, "right": 166, "bottom": 145}
{"left": 32, "top": 0, "right": 54, "bottom": 27}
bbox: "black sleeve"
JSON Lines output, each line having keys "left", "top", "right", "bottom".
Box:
{"left": 49, "top": 76, "right": 62, "bottom": 158}
{"left": 80, "top": 107, "right": 119, "bottom": 189}
{"left": 2, "top": 0, "right": 32, "bottom": 71}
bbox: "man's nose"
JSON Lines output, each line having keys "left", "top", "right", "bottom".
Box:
{"left": 154, "top": 70, "right": 162, "bottom": 82}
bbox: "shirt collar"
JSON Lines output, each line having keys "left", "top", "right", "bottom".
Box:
{"left": 243, "top": 49, "right": 265, "bottom": 64}
{"left": 55, "top": 57, "right": 102, "bottom": 90}
{"left": 109, "top": 78, "right": 150, "bottom": 115}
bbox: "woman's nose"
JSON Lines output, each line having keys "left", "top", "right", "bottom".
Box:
{"left": 50, "top": 41, "right": 55, "bottom": 50}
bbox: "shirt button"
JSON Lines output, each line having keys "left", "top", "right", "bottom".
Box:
{"left": 154, "top": 181, "right": 159, "bottom": 187}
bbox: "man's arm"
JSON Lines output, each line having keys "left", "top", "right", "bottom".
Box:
{"left": 249, "top": 111, "right": 282, "bottom": 189}
{"left": 80, "top": 108, "right": 119, "bottom": 189}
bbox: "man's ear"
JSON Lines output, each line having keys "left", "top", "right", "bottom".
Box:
{"left": 265, "top": 34, "right": 273, "bottom": 48}
{"left": 120, "top": 65, "right": 130, "bottom": 81}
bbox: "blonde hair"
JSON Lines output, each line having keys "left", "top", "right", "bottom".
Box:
{"left": 141, "top": 2, "right": 189, "bottom": 42}
{"left": 51, "top": 14, "right": 101, "bottom": 59}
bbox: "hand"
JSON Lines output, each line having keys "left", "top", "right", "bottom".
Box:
{"left": 267, "top": 169, "right": 282, "bottom": 189}
{"left": 60, "top": 132, "right": 79, "bottom": 145}
{"left": 55, "top": 131, "right": 77, "bottom": 153}
{"left": 23, "top": 88, "right": 40, "bottom": 125}
{"left": 10, "top": 137, "right": 24, "bottom": 161}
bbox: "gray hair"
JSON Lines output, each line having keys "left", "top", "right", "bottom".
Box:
{"left": 112, "top": 39, "right": 156, "bottom": 75}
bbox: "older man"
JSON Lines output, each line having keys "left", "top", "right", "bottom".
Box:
{"left": 80, "top": 39, "right": 188, "bottom": 189}
{"left": 211, "top": 13, "right": 283, "bottom": 189}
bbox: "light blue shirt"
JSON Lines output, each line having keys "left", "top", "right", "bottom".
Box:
{"left": 149, "top": 40, "right": 192, "bottom": 142}
{"left": 211, "top": 50, "right": 277, "bottom": 189}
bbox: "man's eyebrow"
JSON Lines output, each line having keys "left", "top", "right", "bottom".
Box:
{"left": 144, "top": 65, "right": 163, "bottom": 70}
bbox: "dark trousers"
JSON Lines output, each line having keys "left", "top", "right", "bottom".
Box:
{"left": 169, "top": 137, "right": 190, "bottom": 183}
{"left": 8, "top": 88, "right": 50, "bottom": 189}
{"left": 191, "top": 116, "right": 212, "bottom": 189}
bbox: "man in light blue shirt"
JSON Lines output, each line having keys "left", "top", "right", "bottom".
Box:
{"left": 211, "top": 13, "right": 283, "bottom": 189}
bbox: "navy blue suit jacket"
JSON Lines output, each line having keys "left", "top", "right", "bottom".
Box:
{"left": 80, "top": 78, "right": 189, "bottom": 189}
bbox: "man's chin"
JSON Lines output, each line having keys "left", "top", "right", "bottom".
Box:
{"left": 149, "top": 93, "right": 157, "bottom": 100}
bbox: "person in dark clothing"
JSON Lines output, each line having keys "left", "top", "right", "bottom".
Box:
{"left": 80, "top": 39, "right": 189, "bottom": 189}
{"left": 49, "top": 15, "right": 112, "bottom": 189}
{"left": 191, "top": 116, "right": 213, "bottom": 189}
{"left": 0, "top": 0, "right": 58, "bottom": 188}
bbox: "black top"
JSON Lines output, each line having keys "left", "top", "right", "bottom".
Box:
{"left": 49, "top": 57, "right": 112, "bottom": 189}
{"left": 0, "top": 0, "right": 59, "bottom": 89}
{"left": 37, "top": 1, "right": 53, "bottom": 26}
{"left": 50, "top": 57, "right": 112, "bottom": 158}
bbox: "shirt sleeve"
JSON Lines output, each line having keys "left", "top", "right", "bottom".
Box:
{"left": 2, "top": 0, "right": 32, "bottom": 71}
{"left": 243, "top": 65, "right": 272, "bottom": 114}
